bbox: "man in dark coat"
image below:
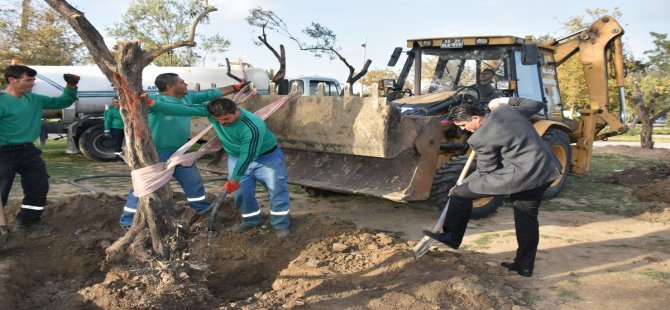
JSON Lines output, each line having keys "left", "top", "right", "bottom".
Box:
{"left": 424, "top": 97, "right": 562, "bottom": 277}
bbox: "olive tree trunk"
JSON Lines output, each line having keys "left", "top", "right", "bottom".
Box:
{"left": 45, "top": 0, "right": 216, "bottom": 263}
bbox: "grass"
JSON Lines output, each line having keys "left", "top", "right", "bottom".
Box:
{"left": 557, "top": 289, "right": 580, "bottom": 300}
{"left": 608, "top": 135, "right": 670, "bottom": 143}
{"left": 541, "top": 153, "right": 664, "bottom": 216}
{"left": 470, "top": 233, "right": 499, "bottom": 249}
{"left": 640, "top": 271, "right": 670, "bottom": 282}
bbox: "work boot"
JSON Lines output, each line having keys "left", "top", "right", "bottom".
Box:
{"left": 275, "top": 228, "right": 290, "bottom": 240}
{"left": 13, "top": 221, "right": 54, "bottom": 234}
{"left": 501, "top": 261, "right": 533, "bottom": 277}
{"left": 227, "top": 223, "right": 256, "bottom": 233}
{"left": 422, "top": 230, "right": 459, "bottom": 249}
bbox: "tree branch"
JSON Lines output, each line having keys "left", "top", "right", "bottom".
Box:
{"left": 45, "top": 0, "right": 115, "bottom": 72}
{"left": 143, "top": 6, "right": 218, "bottom": 64}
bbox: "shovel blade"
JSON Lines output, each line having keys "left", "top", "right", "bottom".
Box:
{"left": 413, "top": 236, "right": 437, "bottom": 259}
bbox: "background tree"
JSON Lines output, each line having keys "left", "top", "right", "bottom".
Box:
{"left": 0, "top": 0, "right": 86, "bottom": 67}
{"left": 245, "top": 7, "right": 292, "bottom": 83}
{"left": 108, "top": 0, "right": 228, "bottom": 67}
{"left": 298, "top": 22, "right": 372, "bottom": 91}
{"left": 361, "top": 68, "right": 398, "bottom": 95}
{"left": 627, "top": 32, "right": 670, "bottom": 148}
{"left": 199, "top": 33, "right": 230, "bottom": 67}
{"left": 45, "top": 0, "right": 216, "bottom": 264}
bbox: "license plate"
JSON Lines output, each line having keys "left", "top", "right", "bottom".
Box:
{"left": 441, "top": 38, "right": 464, "bottom": 48}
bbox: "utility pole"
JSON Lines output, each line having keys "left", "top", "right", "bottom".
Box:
{"left": 360, "top": 35, "right": 367, "bottom": 97}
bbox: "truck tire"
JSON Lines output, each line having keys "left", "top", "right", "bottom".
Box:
{"left": 429, "top": 155, "right": 504, "bottom": 219}
{"left": 541, "top": 128, "right": 571, "bottom": 199}
{"left": 78, "top": 124, "right": 116, "bottom": 162}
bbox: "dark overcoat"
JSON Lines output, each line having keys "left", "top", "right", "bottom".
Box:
{"left": 465, "top": 98, "right": 562, "bottom": 195}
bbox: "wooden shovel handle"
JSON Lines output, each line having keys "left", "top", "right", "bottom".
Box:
{"left": 457, "top": 150, "right": 476, "bottom": 185}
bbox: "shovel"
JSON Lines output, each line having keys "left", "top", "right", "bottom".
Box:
{"left": 201, "top": 189, "right": 229, "bottom": 232}
{"left": 413, "top": 150, "right": 475, "bottom": 259}
{"left": 189, "top": 190, "right": 230, "bottom": 270}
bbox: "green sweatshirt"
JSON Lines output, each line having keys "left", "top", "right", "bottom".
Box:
{"left": 208, "top": 109, "right": 277, "bottom": 180}
{"left": 104, "top": 107, "right": 124, "bottom": 132}
{"left": 0, "top": 87, "right": 78, "bottom": 145}
{"left": 148, "top": 88, "right": 222, "bottom": 152}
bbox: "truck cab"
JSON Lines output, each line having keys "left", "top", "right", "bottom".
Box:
{"left": 283, "top": 75, "right": 341, "bottom": 96}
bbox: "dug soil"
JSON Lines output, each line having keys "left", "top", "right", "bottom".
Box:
{"left": 1, "top": 145, "right": 669, "bottom": 309}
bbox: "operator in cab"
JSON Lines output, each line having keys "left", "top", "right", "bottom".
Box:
{"left": 472, "top": 68, "right": 498, "bottom": 104}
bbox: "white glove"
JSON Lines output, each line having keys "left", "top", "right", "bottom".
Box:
{"left": 488, "top": 97, "right": 510, "bottom": 110}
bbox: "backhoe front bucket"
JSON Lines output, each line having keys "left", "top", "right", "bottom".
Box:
{"left": 192, "top": 90, "right": 442, "bottom": 202}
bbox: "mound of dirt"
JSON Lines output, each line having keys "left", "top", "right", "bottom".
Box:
{"left": 599, "top": 163, "right": 670, "bottom": 224}
{"left": 0, "top": 193, "right": 529, "bottom": 309}
{"left": 600, "top": 164, "right": 670, "bottom": 187}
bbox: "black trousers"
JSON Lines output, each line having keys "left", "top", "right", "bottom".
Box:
{"left": 444, "top": 182, "right": 551, "bottom": 271}
{"left": 110, "top": 128, "right": 124, "bottom": 153}
{"left": 0, "top": 143, "right": 49, "bottom": 224}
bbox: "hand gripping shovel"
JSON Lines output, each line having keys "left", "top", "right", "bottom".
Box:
{"left": 413, "top": 151, "right": 475, "bottom": 259}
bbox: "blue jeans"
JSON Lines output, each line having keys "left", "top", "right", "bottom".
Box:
{"left": 119, "top": 150, "right": 210, "bottom": 226}
{"left": 228, "top": 147, "right": 290, "bottom": 229}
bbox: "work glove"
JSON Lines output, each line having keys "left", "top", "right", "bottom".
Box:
{"left": 63, "top": 73, "right": 80, "bottom": 88}
{"left": 233, "top": 80, "right": 251, "bottom": 92}
{"left": 104, "top": 131, "right": 112, "bottom": 139}
{"left": 222, "top": 180, "right": 240, "bottom": 193}
{"left": 488, "top": 97, "right": 510, "bottom": 110}
{"left": 139, "top": 93, "right": 154, "bottom": 106}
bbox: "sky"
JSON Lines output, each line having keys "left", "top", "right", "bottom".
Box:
{"left": 54, "top": 0, "right": 670, "bottom": 84}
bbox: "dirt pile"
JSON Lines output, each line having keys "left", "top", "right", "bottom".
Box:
{"left": 600, "top": 162, "right": 670, "bottom": 224}
{"left": 0, "top": 193, "right": 528, "bottom": 309}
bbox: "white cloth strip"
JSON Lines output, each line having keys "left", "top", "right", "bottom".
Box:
{"left": 270, "top": 210, "right": 289, "bottom": 216}
{"left": 123, "top": 206, "right": 137, "bottom": 213}
{"left": 241, "top": 210, "right": 261, "bottom": 218}
{"left": 187, "top": 195, "right": 206, "bottom": 202}
{"left": 21, "top": 204, "right": 44, "bottom": 210}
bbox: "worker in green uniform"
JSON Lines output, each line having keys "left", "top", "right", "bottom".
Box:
{"left": 0, "top": 65, "right": 79, "bottom": 232}
{"left": 104, "top": 97, "right": 124, "bottom": 161}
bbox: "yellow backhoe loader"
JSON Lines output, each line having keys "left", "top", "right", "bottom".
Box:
{"left": 193, "top": 16, "right": 627, "bottom": 218}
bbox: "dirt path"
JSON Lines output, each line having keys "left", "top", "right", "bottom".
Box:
{"left": 1, "top": 145, "right": 669, "bottom": 309}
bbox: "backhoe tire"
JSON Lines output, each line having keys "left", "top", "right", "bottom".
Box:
{"left": 429, "top": 155, "right": 504, "bottom": 219}
{"left": 78, "top": 124, "right": 115, "bottom": 162}
{"left": 541, "top": 128, "right": 571, "bottom": 199}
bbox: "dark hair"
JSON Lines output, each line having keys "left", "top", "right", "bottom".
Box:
{"left": 4, "top": 65, "right": 37, "bottom": 83}
{"left": 447, "top": 104, "right": 486, "bottom": 122}
{"left": 208, "top": 97, "right": 238, "bottom": 116}
{"left": 154, "top": 73, "right": 179, "bottom": 92}
{"left": 481, "top": 68, "right": 495, "bottom": 75}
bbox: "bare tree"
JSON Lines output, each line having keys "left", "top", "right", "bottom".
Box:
{"left": 45, "top": 0, "right": 216, "bottom": 263}
{"left": 298, "top": 22, "right": 371, "bottom": 90}
{"left": 246, "top": 7, "right": 290, "bottom": 83}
